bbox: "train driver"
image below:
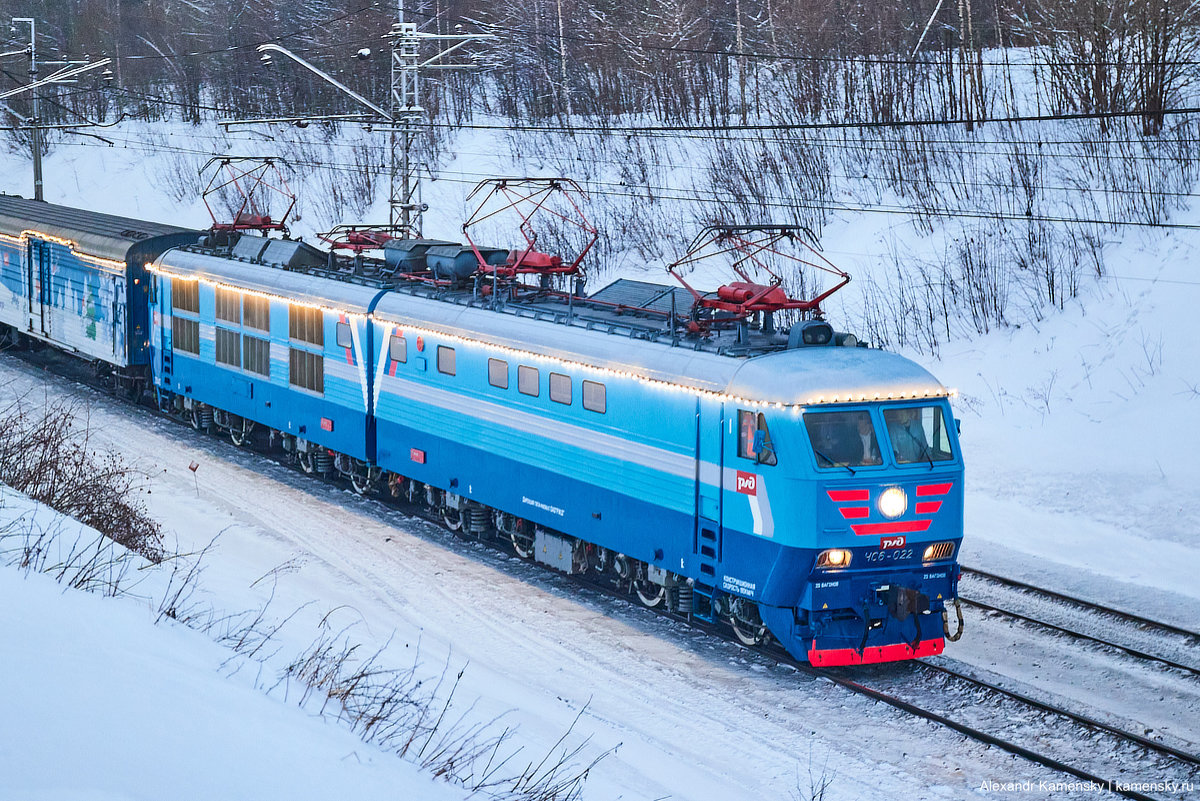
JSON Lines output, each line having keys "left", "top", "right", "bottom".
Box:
{"left": 887, "top": 407, "right": 931, "bottom": 463}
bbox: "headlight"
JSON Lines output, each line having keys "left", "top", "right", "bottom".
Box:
{"left": 817, "top": 548, "right": 852, "bottom": 569}
{"left": 878, "top": 487, "right": 907, "bottom": 518}
{"left": 922, "top": 541, "right": 956, "bottom": 561}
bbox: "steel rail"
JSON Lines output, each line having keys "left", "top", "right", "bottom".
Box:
{"left": 959, "top": 596, "right": 1200, "bottom": 678}
{"left": 962, "top": 566, "right": 1200, "bottom": 643}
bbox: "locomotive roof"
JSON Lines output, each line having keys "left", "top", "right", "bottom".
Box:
{"left": 155, "top": 245, "right": 950, "bottom": 406}
{"left": 0, "top": 195, "right": 196, "bottom": 263}
{"left": 158, "top": 247, "right": 387, "bottom": 312}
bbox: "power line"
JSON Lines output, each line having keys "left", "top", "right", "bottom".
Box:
{"left": 31, "top": 101, "right": 1197, "bottom": 207}
{"left": 1100, "top": 274, "right": 1200, "bottom": 286}
{"left": 46, "top": 134, "right": 1200, "bottom": 233}
{"left": 421, "top": 104, "right": 1200, "bottom": 135}
{"left": 88, "top": 82, "right": 1200, "bottom": 149}
{"left": 52, "top": 111, "right": 1199, "bottom": 202}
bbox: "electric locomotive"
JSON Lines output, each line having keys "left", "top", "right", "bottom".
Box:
{"left": 0, "top": 185, "right": 965, "bottom": 666}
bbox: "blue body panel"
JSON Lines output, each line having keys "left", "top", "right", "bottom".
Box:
{"left": 152, "top": 268, "right": 374, "bottom": 460}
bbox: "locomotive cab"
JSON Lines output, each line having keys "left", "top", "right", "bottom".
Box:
{"left": 713, "top": 347, "right": 964, "bottom": 666}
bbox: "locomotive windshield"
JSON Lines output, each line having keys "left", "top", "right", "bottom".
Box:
{"left": 803, "top": 410, "right": 883, "bottom": 468}
{"left": 883, "top": 406, "right": 956, "bottom": 464}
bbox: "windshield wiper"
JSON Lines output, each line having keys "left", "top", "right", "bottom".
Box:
{"left": 814, "top": 448, "right": 855, "bottom": 475}
{"left": 903, "top": 429, "right": 935, "bottom": 469}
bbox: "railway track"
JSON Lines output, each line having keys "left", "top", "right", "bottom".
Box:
{"left": 9, "top": 348, "right": 1200, "bottom": 801}
{"left": 364, "top": 497, "right": 1200, "bottom": 801}
{"left": 959, "top": 567, "right": 1200, "bottom": 678}
{"left": 372, "top": 511, "right": 1200, "bottom": 801}
{"left": 811, "top": 661, "right": 1199, "bottom": 801}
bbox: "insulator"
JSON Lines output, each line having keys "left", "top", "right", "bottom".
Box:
{"left": 314, "top": 450, "right": 333, "bottom": 474}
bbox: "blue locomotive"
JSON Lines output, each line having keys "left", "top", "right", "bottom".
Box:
{"left": 0, "top": 189, "right": 964, "bottom": 666}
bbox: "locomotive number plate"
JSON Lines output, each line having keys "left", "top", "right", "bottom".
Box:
{"left": 864, "top": 549, "right": 913, "bottom": 563}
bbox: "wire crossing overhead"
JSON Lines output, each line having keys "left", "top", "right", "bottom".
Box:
{"left": 386, "top": 15, "right": 493, "bottom": 233}
{"left": 226, "top": 6, "right": 492, "bottom": 234}
{"left": 5, "top": 16, "right": 112, "bottom": 201}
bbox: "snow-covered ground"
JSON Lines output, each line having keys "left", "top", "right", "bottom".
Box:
{"left": 0, "top": 488, "right": 469, "bottom": 801}
{"left": 2, "top": 120, "right": 1200, "bottom": 800}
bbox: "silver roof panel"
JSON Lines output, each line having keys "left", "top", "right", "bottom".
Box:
{"left": 0, "top": 195, "right": 196, "bottom": 262}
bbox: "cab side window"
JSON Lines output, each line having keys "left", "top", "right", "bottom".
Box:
{"left": 737, "top": 410, "right": 777, "bottom": 466}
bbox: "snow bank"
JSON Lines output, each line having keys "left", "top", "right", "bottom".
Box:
{"left": 0, "top": 486, "right": 466, "bottom": 801}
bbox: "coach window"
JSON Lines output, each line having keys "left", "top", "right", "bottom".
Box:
{"left": 289, "top": 349, "right": 324, "bottom": 394}
{"left": 437, "top": 345, "right": 456, "bottom": 376}
{"left": 243, "top": 294, "right": 270, "bottom": 332}
{"left": 518, "top": 365, "right": 539, "bottom": 396}
{"left": 549, "top": 372, "right": 572, "bottom": 405}
{"left": 738, "top": 410, "right": 778, "bottom": 466}
{"left": 171, "top": 317, "right": 199, "bottom": 354}
{"left": 488, "top": 358, "right": 509, "bottom": 389}
{"left": 288, "top": 305, "right": 324, "bottom": 394}
{"left": 335, "top": 321, "right": 353, "bottom": 349}
{"left": 389, "top": 333, "right": 407, "bottom": 364}
{"left": 171, "top": 279, "right": 199, "bottom": 314}
{"left": 170, "top": 279, "right": 200, "bottom": 355}
{"left": 243, "top": 335, "right": 270, "bottom": 377}
{"left": 582, "top": 380, "right": 606, "bottom": 413}
{"left": 215, "top": 328, "right": 241, "bottom": 368}
{"left": 215, "top": 288, "right": 241, "bottom": 324}
{"left": 289, "top": 305, "right": 324, "bottom": 347}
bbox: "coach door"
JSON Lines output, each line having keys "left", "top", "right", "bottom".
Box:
{"left": 26, "top": 239, "right": 51, "bottom": 337}
{"left": 693, "top": 399, "right": 724, "bottom": 620}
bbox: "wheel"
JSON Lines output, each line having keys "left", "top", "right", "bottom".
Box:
{"left": 634, "top": 580, "right": 666, "bottom": 608}
{"left": 730, "top": 601, "right": 769, "bottom": 647}
{"left": 298, "top": 451, "right": 316, "bottom": 474}
{"left": 442, "top": 505, "right": 463, "bottom": 531}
